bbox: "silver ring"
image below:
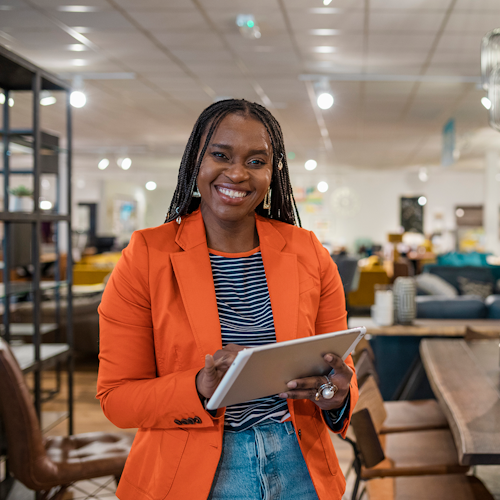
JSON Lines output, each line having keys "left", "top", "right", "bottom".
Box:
{"left": 315, "top": 380, "right": 338, "bottom": 401}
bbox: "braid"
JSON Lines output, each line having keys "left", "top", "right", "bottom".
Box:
{"left": 165, "top": 99, "right": 301, "bottom": 227}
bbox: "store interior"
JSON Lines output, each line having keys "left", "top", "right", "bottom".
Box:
{"left": 1, "top": 0, "right": 500, "bottom": 499}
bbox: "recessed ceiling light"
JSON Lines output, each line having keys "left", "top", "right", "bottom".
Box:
{"left": 57, "top": 5, "right": 100, "bottom": 12}
{"left": 317, "top": 92, "right": 334, "bottom": 109}
{"left": 317, "top": 181, "right": 329, "bottom": 193}
{"left": 67, "top": 44, "right": 87, "bottom": 51}
{"left": 121, "top": 158, "right": 132, "bottom": 170}
{"left": 305, "top": 159, "right": 318, "bottom": 171}
{"left": 418, "top": 196, "right": 427, "bottom": 206}
{"left": 309, "top": 29, "right": 340, "bottom": 36}
{"left": 146, "top": 181, "right": 157, "bottom": 191}
{"left": 481, "top": 96, "right": 492, "bottom": 110}
{"left": 98, "top": 158, "right": 109, "bottom": 170}
{"left": 72, "top": 59, "right": 87, "bottom": 66}
{"left": 313, "top": 46, "right": 337, "bottom": 53}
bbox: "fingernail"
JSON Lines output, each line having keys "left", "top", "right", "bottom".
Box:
{"left": 279, "top": 393, "right": 288, "bottom": 398}
{"left": 287, "top": 381, "right": 297, "bottom": 389}
{"left": 325, "top": 354, "right": 333, "bottom": 362}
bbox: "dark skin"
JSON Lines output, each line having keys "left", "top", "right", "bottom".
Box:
{"left": 195, "top": 113, "right": 353, "bottom": 411}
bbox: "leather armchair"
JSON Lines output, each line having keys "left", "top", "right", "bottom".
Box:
{"left": 0, "top": 339, "right": 133, "bottom": 499}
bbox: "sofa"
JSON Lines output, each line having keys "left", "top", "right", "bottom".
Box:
{"left": 416, "top": 263, "right": 500, "bottom": 319}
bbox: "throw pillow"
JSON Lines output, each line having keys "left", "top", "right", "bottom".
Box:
{"left": 457, "top": 277, "right": 493, "bottom": 299}
{"left": 415, "top": 273, "right": 458, "bottom": 297}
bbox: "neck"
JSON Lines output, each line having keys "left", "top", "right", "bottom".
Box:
{"left": 201, "top": 206, "right": 259, "bottom": 253}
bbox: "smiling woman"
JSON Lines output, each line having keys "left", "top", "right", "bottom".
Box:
{"left": 97, "top": 99, "right": 358, "bottom": 500}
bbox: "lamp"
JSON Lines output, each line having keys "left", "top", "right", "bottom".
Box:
{"left": 313, "top": 79, "right": 334, "bottom": 110}
{"left": 481, "top": 29, "right": 500, "bottom": 90}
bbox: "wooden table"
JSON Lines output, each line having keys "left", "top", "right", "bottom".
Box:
{"left": 420, "top": 339, "right": 500, "bottom": 465}
{"left": 348, "top": 317, "right": 500, "bottom": 337}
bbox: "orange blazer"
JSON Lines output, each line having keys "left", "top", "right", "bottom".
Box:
{"left": 97, "top": 208, "right": 358, "bottom": 500}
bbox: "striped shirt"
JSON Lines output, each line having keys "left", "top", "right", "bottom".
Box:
{"left": 209, "top": 247, "right": 288, "bottom": 432}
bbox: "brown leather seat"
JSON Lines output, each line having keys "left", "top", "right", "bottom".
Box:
{"left": 0, "top": 339, "right": 133, "bottom": 499}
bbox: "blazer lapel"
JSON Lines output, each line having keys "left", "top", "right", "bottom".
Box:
{"left": 257, "top": 216, "right": 300, "bottom": 343}
{"left": 171, "top": 211, "right": 222, "bottom": 358}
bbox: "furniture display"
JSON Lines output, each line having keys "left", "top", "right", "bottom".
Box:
{"left": 0, "top": 46, "right": 74, "bottom": 499}
{"left": 348, "top": 267, "right": 389, "bottom": 309}
{"left": 0, "top": 339, "right": 133, "bottom": 500}
{"left": 348, "top": 317, "right": 500, "bottom": 400}
{"left": 346, "top": 372, "right": 469, "bottom": 500}
{"left": 420, "top": 339, "right": 500, "bottom": 466}
{"left": 416, "top": 264, "right": 500, "bottom": 319}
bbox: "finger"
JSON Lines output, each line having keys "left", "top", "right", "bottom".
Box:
{"left": 279, "top": 388, "right": 317, "bottom": 400}
{"left": 324, "top": 353, "right": 349, "bottom": 374}
{"left": 204, "top": 354, "right": 216, "bottom": 374}
{"left": 287, "top": 376, "right": 326, "bottom": 391}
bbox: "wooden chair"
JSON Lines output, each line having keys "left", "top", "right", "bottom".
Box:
{"left": 355, "top": 352, "right": 448, "bottom": 434}
{"left": 365, "top": 475, "right": 495, "bottom": 500}
{"left": 347, "top": 375, "right": 469, "bottom": 500}
{"left": 0, "top": 339, "right": 134, "bottom": 500}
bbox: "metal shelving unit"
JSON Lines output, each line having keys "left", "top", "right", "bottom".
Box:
{"left": 0, "top": 46, "right": 74, "bottom": 499}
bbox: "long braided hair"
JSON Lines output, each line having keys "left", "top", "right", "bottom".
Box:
{"left": 165, "top": 99, "right": 301, "bottom": 227}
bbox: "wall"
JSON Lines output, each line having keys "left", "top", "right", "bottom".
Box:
{"left": 291, "top": 167, "right": 490, "bottom": 252}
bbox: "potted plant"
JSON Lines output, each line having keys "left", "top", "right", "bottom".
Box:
{"left": 8, "top": 185, "right": 34, "bottom": 212}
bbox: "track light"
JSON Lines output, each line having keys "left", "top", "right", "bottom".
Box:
{"left": 98, "top": 158, "right": 109, "bottom": 170}
{"left": 70, "top": 75, "right": 87, "bottom": 108}
{"left": 314, "top": 80, "right": 334, "bottom": 110}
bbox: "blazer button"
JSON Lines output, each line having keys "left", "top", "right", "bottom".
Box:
{"left": 194, "top": 416, "right": 202, "bottom": 424}
{"left": 187, "top": 418, "right": 195, "bottom": 424}
{"left": 174, "top": 419, "right": 182, "bottom": 425}
{"left": 180, "top": 419, "right": 189, "bottom": 425}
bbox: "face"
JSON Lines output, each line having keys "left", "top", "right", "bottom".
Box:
{"left": 196, "top": 113, "right": 273, "bottom": 226}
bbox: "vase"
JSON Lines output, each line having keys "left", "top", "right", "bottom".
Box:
{"left": 393, "top": 277, "right": 416, "bottom": 324}
{"left": 9, "top": 196, "right": 34, "bottom": 212}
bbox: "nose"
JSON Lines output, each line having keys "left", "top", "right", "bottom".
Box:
{"left": 224, "top": 161, "right": 249, "bottom": 184}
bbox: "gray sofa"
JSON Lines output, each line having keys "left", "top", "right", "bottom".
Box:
{"left": 416, "top": 265, "right": 500, "bottom": 319}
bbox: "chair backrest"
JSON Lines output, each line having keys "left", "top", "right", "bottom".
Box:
{"left": 333, "top": 257, "right": 360, "bottom": 294}
{"left": 354, "top": 375, "right": 387, "bottom": 434}
{"left": 0, "top": 339, "right": 51, "bottom": 489}
{"left": 350, "top": 408, "right": 385, "bottom": 469}
{"left": 355, "top": 349, "right": 379, "bottom": 388}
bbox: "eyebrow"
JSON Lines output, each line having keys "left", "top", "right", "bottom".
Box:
{"left": 210, "top": 143, "right": 270, "bottom": 156}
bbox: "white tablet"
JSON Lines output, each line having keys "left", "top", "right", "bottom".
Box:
{"left": 206, "top": 327, "right": 366, "bottom": 410}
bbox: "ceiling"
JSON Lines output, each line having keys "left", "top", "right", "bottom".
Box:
{"left": 1, "top": 0, "right": 500, "bottom": 186}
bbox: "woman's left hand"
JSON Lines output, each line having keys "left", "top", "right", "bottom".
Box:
{"left": 278, "top": 353, "right": 353, "bottom": 411}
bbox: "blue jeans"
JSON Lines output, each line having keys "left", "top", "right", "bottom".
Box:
{"left": 208, "top": 420, "right": 320, "bottom": 500}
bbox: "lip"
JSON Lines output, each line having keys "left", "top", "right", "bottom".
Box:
{"left": 214, "top": 185, "right": 250, "bottom": 205}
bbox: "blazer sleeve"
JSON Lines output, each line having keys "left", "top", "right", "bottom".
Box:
{"left": 96, "top": 231, "right": 223, "bottom": 430}
{"left": 310, "top": 232, "right": 359, "bottom": 437}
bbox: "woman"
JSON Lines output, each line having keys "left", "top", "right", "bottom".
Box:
{"left": 97, "top": 99, "right": 358, "bottom": 500}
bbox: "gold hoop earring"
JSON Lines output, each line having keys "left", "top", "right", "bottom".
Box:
{"left": 263, "top": 186, "right": 271, "bottom": 214}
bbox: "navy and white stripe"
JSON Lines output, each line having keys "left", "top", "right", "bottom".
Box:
{"left": 209, "top": 250, "right": 288, "bottom": 431}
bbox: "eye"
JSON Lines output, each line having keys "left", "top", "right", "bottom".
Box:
{"left": 249, "top": 159, "right": 265, "bottom": 166}
{"left": 212, "top": 152, "right": 228, "bottom": 160}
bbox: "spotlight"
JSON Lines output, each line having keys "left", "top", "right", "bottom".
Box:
{"left": 418, "top": 196, "right": 427, "bottom": 206}
{"left": 146, "top": 181, "right": 157, "bottom": 191}
{"left": 317, "top": 181, "right": 329, "bottom": 193}
{"left": 98, "top": 158, "right": 109, "bottom": 170}
{"left": 70, "top": 91, "right": 86, "bottom": 108}
{"left": 305, "top": 159, "right": 318, "bottom": 171}
{"left": 317, "top": 93, "right": 334, "bottom": 110}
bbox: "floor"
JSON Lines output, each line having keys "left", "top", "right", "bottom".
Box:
{"left": 6, "top": 364, "right": 500, "bottom": 500}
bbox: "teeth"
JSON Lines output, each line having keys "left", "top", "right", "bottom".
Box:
{"left": 218, "top": 187, "right": 247, "bottom": 198}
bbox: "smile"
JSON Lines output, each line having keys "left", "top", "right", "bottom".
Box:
{"left": 216, "top": 186, "right": 248, "bottom": 199}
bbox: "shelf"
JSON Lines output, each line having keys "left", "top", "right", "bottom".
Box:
{"left": 10, "top": 343, "right": 70, "bottom": 373}
{"left": 0, "top": 212, "right": 70, "bottom": 222}
{"left": 0, "top": 281, "right": 68, "bottom": 298}
{"left": 0, "top": 323, "right": 58, "bottom": 337}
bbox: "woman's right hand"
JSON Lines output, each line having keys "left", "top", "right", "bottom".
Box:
{"left": 196, "top": 343, "right": 246, "bottom": 399}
